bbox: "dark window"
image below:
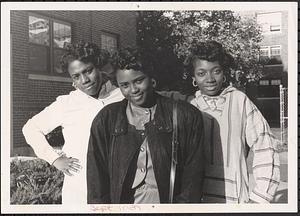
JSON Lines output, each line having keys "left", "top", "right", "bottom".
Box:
{"left": 28, "top": 14, "right": 71, "bottom": 76}
{"left": 101, "top": 32, "right": 118, "bottom": 53}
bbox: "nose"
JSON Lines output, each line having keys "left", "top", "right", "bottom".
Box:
{"left": 130, "top": 83, "right": 139, "bottom": 94}
{"left": 206, "top": 72, "right": 216, "bottom": 82}
{"left": 80, "top": 74, "right": 90, "bottom": 84}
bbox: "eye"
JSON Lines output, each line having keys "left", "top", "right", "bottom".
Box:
{"left": 120, "top": 83, "right": 129, "bottom": 88}
{"left": 86, "top": 67, "right": 94, "bottom": 74}
{"left": 196, "top": 70, "right": 206, "bottom": 77}
{"left": 135, "top": 77, "right": 145, "bottom": 84}
{"left": 72, "top": 75, "right": 79, "bottom": 80}
{"left": 214, "top": 69, "right": 222, "bottom": 74}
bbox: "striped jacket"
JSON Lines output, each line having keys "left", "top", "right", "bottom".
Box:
{"left": 190, "top": 86, "right": 280, "bottom": 203}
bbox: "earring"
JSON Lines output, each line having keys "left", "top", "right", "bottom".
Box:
{"left": 152, "top": 79, "right": 157, "bottom": 88}
{"left": 192, "top": 79, "right": 198, "bottom": 87}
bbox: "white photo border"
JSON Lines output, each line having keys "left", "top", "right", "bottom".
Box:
{"left": 1, "top": 1, "right": 298, "bottom": 214}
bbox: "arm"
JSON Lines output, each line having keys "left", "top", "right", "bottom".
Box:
{"left": 22, "top": 97, "right": 82, "bottom": 175}
{"left": 22, "top": 98, "right": 64, "bottom": 164}
{"left": 245, "top": 97, "right": 280, "bottom": 203}
{"left": 175, "top": 105, "right": 205, "bottom": 203}
{"left": 86, "top": 113, "right": 111, "bottom": 204}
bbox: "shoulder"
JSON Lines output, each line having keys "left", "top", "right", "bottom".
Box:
{"left": 55, "top": 90, "right": 81, "bottom": 104}
{"left": 157, "top": 90, "right": 194, "bottom": 103}
{"left": 159, "top": 95, "right": 203, "bottom": 124}
{"left": 93, "top": 99, "right": 126, "bottom": 123}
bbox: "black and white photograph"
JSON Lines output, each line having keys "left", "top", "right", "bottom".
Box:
{"left": 1, "top": 2, "right": 298, "bottom": 214}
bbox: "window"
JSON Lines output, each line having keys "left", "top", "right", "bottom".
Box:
{"left": 257, "top": 12, "right": 282, "bottom": 34}
{"left": 271, "top": 79, "right": 281, "bottom": 85}
{"left": 28, "top": 13, "right": 71, "bottom": 76}
{"left": 259, "top": 45, "right": 282, "bottom": 65}
{"left": 101, "top": 32, "right": 118, "bottom": 53}
{"left": 259, "top": 80, "right": 269, "bottom": 86}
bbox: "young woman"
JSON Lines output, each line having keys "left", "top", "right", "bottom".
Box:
{"left": 185, "top": 41, "right": 280, "bottom": 203}
{"left": 22, "top": 42, "right": 124, "bottom": 205}
{"left": 86, "top": 48, "right": 205, "bottom": 204}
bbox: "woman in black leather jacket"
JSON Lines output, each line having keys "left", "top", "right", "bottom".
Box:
{"left": 86, "top": 48, "right": 205, "bottom": 204}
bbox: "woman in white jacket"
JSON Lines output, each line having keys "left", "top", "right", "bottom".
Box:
{"left": 22, "top": 42, "right": 124, "bottom": 205}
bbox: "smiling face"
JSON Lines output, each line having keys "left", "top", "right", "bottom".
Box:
{"left": 116, "top": 69, "right": 155, "bottom": 108}
{"left": 68, "top": 60, "right": 102, "bottom": 97}
{"left": 192, "top": 59, "right": 224, "bottom": 96}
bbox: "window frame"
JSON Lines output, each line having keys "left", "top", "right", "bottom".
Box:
{"left": 259, "top": 44, "right": 281, "bottom": 59}
{"left": 28, "top": 12, "right": 72, "bottom": 77}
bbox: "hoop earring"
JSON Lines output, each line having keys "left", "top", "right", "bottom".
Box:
{"left": 152, "top": 79, "right": 157, "bottom": 88}
{"left": 192, "top": 79, "right": 198, "bottom": 87}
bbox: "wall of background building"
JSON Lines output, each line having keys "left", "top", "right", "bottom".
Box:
{"left": 11, "top": 11, "right": 137, "bottom": 156}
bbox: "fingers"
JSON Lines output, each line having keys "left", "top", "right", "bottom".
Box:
{"left": 63, "top": 168, "right": 74, "bottom": 176}
{"left": 70, "top": 162, "right": 82, "bottom": 169}
{"left": 68, "top": 164, "right": 81, "bottom": 173}
{"left": 68, "top": 157, "right": 80, "bottom": 163}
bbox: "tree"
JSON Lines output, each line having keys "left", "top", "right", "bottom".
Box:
{"left": 137, "top": 11, "right": 263, "bottom": 94}
{"left": 137, "top": 11, "right": 183, "bottom": 91}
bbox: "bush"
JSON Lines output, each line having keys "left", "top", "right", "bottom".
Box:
{"left": 10, "top": 158, "right": 64, "bottom": 204}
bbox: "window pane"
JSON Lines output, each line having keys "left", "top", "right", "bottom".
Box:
{"left": 260, "top": 48, "right": 269, "bottom": 57}
{"left": 101, "top": 34, "right": 118, "bottom": 53}
{"left": 29, "top": 45, "right": 49, "bottom": 73}
{"left": 259, "top": 80, "right": 269, "bottom": 86}
{"left": 271, "top": 79, "right": 281, "bottom": 85}
{"left": 270, "top": 25, "right": 280, "bottom": 32}
{"left": 29, "top": 16, "right": 49, "bottom": 45}
{"left": 53, "top": 49, "right": 67, "bottom": 74}
{"left": 271, "top": 46, "right": 281, "bottom": 56}
{"left": 53, "top": 22, "right": 71, "bottom": 48}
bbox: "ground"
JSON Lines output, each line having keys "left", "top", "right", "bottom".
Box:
{"left": 247, "top": 127, "right": 288, "bottom": 203}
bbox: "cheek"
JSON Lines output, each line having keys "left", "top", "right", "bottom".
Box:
{"left": 215, "top": 74, "right": 224, "bottom": 85}
{"left": 120, "top": 87, "right": 129, "bottom": 97}
{"left": 194, "top": 76, "right": 205, "bottom": 86}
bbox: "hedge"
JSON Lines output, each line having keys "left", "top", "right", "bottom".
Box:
{"left": 10, "top": 157, "right": 64, "bottom": 204}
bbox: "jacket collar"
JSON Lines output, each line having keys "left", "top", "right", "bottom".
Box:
{"left": 113, "top": 93, "right": 172, "bottom": 135}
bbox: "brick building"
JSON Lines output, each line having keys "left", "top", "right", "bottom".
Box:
{"left": 239, "top": 10, "right": 288, "bottom": 126}
{"left": 11, "top": 11, "right": 137, "bottom": 156}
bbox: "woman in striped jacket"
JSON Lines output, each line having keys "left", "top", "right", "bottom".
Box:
{"left": 185, "top": 40, "right": 280, "bottom": 203}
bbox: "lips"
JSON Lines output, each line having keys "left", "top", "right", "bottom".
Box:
{"left": 85, "top": 83, "right": 95, "bottom": 90}
{"left": 131, "top": 93, "right": 143, "bottom": 100}
{"left": 205, "top": 85, "right": 218, "bottom": 90}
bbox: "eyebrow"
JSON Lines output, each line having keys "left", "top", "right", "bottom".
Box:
{"left": 196, "top": 66, "right": 222, "bottom": 71}
{"left": 118, "top": 75, "right": 146, "bottom": 85}
{"left": 71, "top": 65, "right": 94, "bottom": 77}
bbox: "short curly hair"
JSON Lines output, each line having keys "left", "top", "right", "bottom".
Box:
{"left": 112, "top": 47, "right": 155, "bottom": 78}
{"left": 184, "top": 40, "right": 235, "bottom": 76}
{"left": 60, "top": 41, "right": 112, "bottom": 73}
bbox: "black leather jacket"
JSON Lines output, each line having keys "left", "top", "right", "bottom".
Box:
{"left": 87, "top": 94, "right": 205, "bottom": 204}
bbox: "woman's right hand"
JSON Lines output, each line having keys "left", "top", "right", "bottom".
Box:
{"left": 52, "top": 156, "right": 82, "bottom": 176}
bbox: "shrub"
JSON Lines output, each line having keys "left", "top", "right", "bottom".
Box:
{"left": 10, "top": 158, "right": 64, "bottom": 204}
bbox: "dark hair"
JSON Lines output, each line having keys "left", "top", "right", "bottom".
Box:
{"left": 60, "top": 41, "right": 112, "bottom": 73}
{"left": 112, "top": 47, "right": 154, "bottom": 78}
{"left": 184, "top": 40, "right": 235, "bottom": 76}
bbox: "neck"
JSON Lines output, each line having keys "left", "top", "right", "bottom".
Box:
{"left": 98, "top": 80, "right": 117, "bottom": 99}
{"left": 139, "top": 92, "right": 157, "bottom": 108}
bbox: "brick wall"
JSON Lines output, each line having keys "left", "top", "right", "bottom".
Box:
{"left": 11, "top": 11, "right": 137, "bottom": 156}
